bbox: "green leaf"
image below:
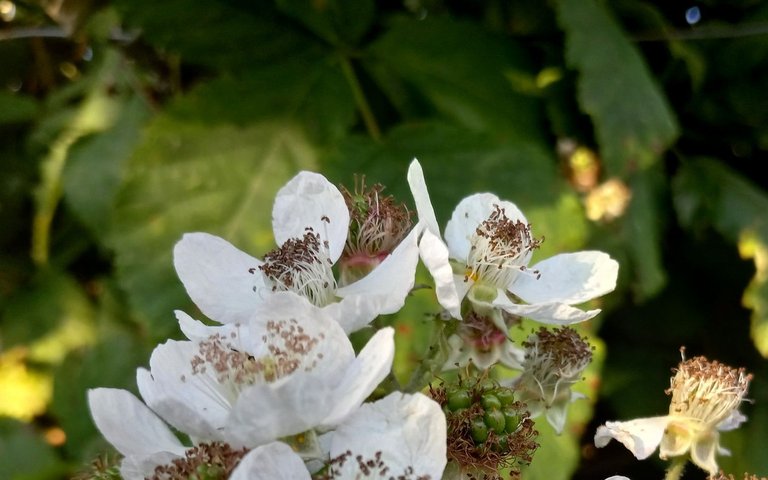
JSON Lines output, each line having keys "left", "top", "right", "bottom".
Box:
{"left": 276, "top": 0, "right": 375, "bottom": 46}
{"left": 109, "top": 114, "right": 317, "bottom": 335}
{"left": 0, "top": 92, "right": 39, "bottom": 124}
{"left": 113, "top": 0, "right": 314, "bottom": 71}
{"left": 325, "top": 122, "right": 588, "bottom": 255}
{"left": 555, "top": 0, "right": 678, "bottom": 175}
{"left": 0, "top": 419, "right": 66, "bottom": 480}
{"left": 673, "top": 158, "right": 768, "bottom": 357}
{"left": 63, "top": 95, "right": 153, "bottom": 236}
{"left": 367, "top": 17, "right": 544, "bottom": 141}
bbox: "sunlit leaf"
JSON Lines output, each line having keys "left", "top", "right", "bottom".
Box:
{"left": 555, "top": 0, "right": 678, "bottom": 175}
{"left": 367, "top": 17, "right": 544, "bottom": 141}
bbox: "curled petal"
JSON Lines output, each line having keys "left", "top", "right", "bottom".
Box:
{"left": 595, "top": 416, "right": 671, "bottom": 460}
{"left": 407, "top": 159, "right": 440, "bottom": 237}
{"left": 492, "top": 294, "right": 600, "bottom": 325}
{"left": 511, "top": 251, "right": 619, "bottom": 305}
{"left": 419, "top": 229, "right": 462, "bottom": 319}
{"left": 690, "top": 434, "right": 720, "bottom": 475}
{"left": 272, "top": 171, "right": 349, "bottom": 263}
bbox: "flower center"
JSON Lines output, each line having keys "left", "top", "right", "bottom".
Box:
{"left": 259, "top": 228, "right": 337, "bottom": 306}
{"left": 338, "top": 177, "right": 413, "bottom": 285}
{"left": 667, "top": 353, "right": 752, "bottom": 427}
{"left": 518, "top": 327, "right": 593, "bottom": 403}
{"left": 149, "top": 442, "right": 248, "bottom": 480}
{"left": 459, "top": 312, "right": 508, "bottom": 352}
{"left": 465, "top": 205, "right": 542, "bottom": 289}
{"left": 315, "top": 450, "right": 424, "bottom": 480}
{"left": 188, "top": 319, "right": 324, "bottom": 398}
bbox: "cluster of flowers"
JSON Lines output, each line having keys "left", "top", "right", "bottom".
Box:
{"left": 87, "top": 160, "right": 754, "bottom": 479}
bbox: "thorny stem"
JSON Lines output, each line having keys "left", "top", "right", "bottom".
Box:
{"left": 339, "top": 55, "right": 382, "bottom": 142}
{"left": 664, "top": 457, "right": 687, "bottom": 480}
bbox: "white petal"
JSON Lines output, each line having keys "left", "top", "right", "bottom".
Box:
{"left": 690, "top": 435, "right": 720, "bottom": 475}
{"left": 444, "top": 194, "right": 527, "bottom": 261}
{"left": 511, "top": 251, "right": 619, "bottom": 305}
{"left": 406, "top": 159, "right": 440, "bottom": 237}
{"left": 604, "top": 477, "right": 631, "bottom": 480}
{"left": 334, "top": 228, "right": 420, "bottom": 332}
{"left": 544, "top": 394, "right": 573, "bottom": 435}
{"left": 321, "top": 327, "right": 395, "bottom": 427}
{"left": 330, "top": 392, "right": 447, "bottom": 480}
{"left": 87, "top": 388, "right": 186, "bottom": 458}
{"left": 419, "top": 229, "right": 462, "bottom": 319}
{"left": 173, "top": 232, "right": 264, "bottom": 324}
{"left": 492, "top": 294, "right": 600, "bottom": 325}
{"left": 120, "top": 452, "right": 182, "bottom": 480}
{"left": 272, "top": 171, "right": 349, "bottom": 263}
{"left": 229, "top": 374, "right": 335, "bottom": 446}
{"left": 137, "top": 341, "right": 231, "bottom": 440}
{"left": 594, "top": 416, "right": 671, "bottom": 460}
{"left": 230, "top": 442, "right": 310, "bottom": 480}
{"left": 717, "top": 409, "right": 747, "bottom": 432}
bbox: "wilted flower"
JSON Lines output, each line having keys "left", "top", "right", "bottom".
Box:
{"left": 594, "top": 351, "right": 752, "bottom": 475}
{"left": 174, "top": 170, "right": 420, "bottom": 333}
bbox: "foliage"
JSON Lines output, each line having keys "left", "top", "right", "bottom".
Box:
{"left": 1, "top": 1, "right": 767, "bottom": 479}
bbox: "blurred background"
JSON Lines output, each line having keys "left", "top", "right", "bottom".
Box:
{"left": 1, "top": 1, "right": 767, "bottom": 478}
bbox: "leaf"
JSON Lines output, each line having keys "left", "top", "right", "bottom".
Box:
{"left": 325, "top": 122, "right": 588, "bottom": 256}
{"left": 109, "top": 117, "right": 317, "bottom": 336}
{"left": 63, "top": 95, "right": 153, "bottom": 236}
{"left": 276, "top": 0, "right": 375, "bottom": 46}
{"left": 0, "top": 419, "right": 66, "bottom": 480}
{"left": 113, "top": 0, "right": 314, "bottom": 71}
{"left": 0, "top": 92, "right": 39, "bottom": 124}
{"left": 367, "top": 17, "right": 544, "bottom": 141}
{"left": 555, "top": 0, "right": 678, "bottom": 176}
{"left": 673, "top": 158, "right": 768, "bottom": 357}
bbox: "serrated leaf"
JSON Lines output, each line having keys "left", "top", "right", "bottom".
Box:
{"left": 109, "top": 118, "right": 316, "bottom": 336}
{"left": 325, "top": 122, "right": 588, "bottom": 255}
{"left": 276, "top": 0, "right": 375, "bottom": 46}
{"left": 113, "top": 0, "right": 314, "bottom": 71}
{"left": 555, "top": 0, "right": 678, "bottom": 175}
{"left": 673, "top": 158, "right": 768, "bottom": 357}
{"left": 367, "top": 17, "right": 544, "bottom": 141}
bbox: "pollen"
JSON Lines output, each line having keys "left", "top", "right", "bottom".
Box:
{"left": 148, "top": 442, "right": 248, "bottom": 480}
{"left": 259, "top": 228, "right": 336, "bottom": 306}
{"left": 465, "top": 205, "right": 542, "bottom": 289}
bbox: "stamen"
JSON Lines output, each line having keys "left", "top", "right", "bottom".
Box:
{"left": 465, "top": 205, "right": 542, "bottom": 289}
{"left": 316, "top": 450, "right": 430, "bottom": 480}
{"left": 666, "top": 353, "right": 752, "bottom": 426}
{"left": 459, "top": 312, "right": 508, "bottom": 352}
{"left": 149, "top": 442, "right": 248, "bottom": 480}
{"left": 259, "top": 228, "right": 336, "bottom": 306}
{"left": 189, "top": 319, "right": 324, "bottom": 394}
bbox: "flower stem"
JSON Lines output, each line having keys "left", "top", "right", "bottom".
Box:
{"left": 339, "top": 55, "right": 382, "bottom": 142}
{"left": 664, "top": 457, "right": 687, "bottom": 480}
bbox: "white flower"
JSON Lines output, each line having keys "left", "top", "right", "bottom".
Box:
{"left": 88, "top": 388, "right": 278, "bottom": 480}
{"left": 594, "top": 354, "right": 752, "bottom": 475}
{"left": 174, "top": 170, "right": 420, "bottom": 333}
{"left": 232, "top": 392, "right": 447, "bottom": 480}
{"left": 136, "top": 292, "right": 395, "bottom": 449}
{"left": 408, "top": 158, "right": 618, "bottom": 325}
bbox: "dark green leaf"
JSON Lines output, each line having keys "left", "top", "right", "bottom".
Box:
{"left": 276, "top": 0, "right": 375, "bottom": 46}
{"left": 555, "top": 0, "right": 678, "bottom": 175}
{"left": 0, "top": 419, "right": 66, "bottom": 480}
{"left": 0, "top": 92, "right": 39, "bottom": 124}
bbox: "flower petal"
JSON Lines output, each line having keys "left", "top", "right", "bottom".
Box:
{"left": 690, "top": 434, "right": 720, "bottom": 475}
{"left": 419, "top": 229, "right": 462, "bottom": 319}
{"left": 330, "top": 392, "right": 447, "bottom": 480}
{"left": 230, "top": 442, "right": 310, "bottom": 480}
{"left": 595, "top": 416, "right": 671, "bottom": 460}
{"left": 120, "top": 451, "right": 182, "bottom": 480}
{"left": 717, "top": 409, "right": 747, "bottom": 432}
{"left": 406, "top": 159, "right": 440, "bottom": 237}
{"left": 492, "top": 294, "right": 600, "bottom": 325}
{"left": 321, "top": 327, "right": 395, "bottom": 427}
{"left": 88, "top": 388, "right": 186, "bottom": 458}
{"left": 173, "top": 232, "right": 264, "bottom": 324}
{"left": 272, "top": 171, "right": 349, "bottom": 263}
{"left": 511, "top": 251, "right": 619, "bottom": 305}
{"left": 334, "top": 228, "right": 420, "bottom": 333}
{"left": 444, "top": 193, "right": 527, "bottom": 261}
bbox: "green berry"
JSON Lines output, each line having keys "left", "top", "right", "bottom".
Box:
{"left": 503, "top": 408, "right": 521, "bottom": 433}
{"left": 484, "top": 408, "right": 506, "bottom": 433}
{"left": 470, "top": 418, "right": 489, "bottom": 443}
{"left": 447, "top": 389, "right": 472, "bottom": 411}
{"left": 495, "top": 388, "right": 515, "bottom": 406}
{"left": 480, "top": 393, "right": 501, "bottom": 410}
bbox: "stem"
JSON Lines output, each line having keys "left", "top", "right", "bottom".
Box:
{"left": 664, "top": 457, "right": 687, "bottom": 480}
{"left": 339, "top": 55, "right": 382, "bottom": 142}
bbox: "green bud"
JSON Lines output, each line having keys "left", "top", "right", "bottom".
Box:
{"left": 480, "top": 393, "right": 502, "bottom": 411}
{"left": 503, "top": 408, "right": 521, "bottom": 433}
{"left": 470, "top": 418, "right": 489, "bottom": 443}
{"left": 447, "top": 389, "right": 472, "bottom": 411}
{"left": 495, "top": 387, "right": 515, "bottom": 406}
{"left": 484, "top": 408, "right": 506, "bottom": 433}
